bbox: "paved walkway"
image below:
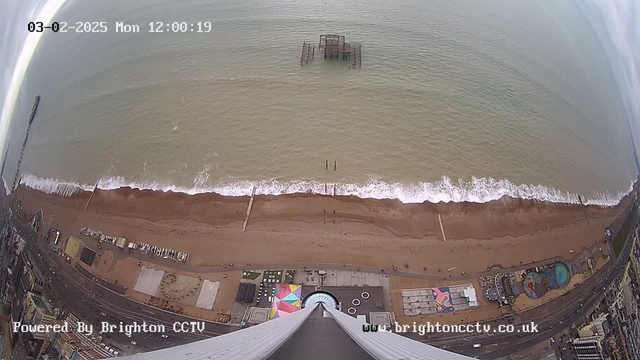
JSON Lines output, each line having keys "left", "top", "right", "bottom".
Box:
{"left": 109, "top": 247, "right": 586, "bottom": 281}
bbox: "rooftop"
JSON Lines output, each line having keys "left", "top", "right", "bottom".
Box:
{"left": 27, "top": 292, "right": 53, "bottom": 316}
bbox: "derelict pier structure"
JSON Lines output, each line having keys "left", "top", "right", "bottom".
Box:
{"left": 300, "top": 34, "right": 362, "bottom": 69}
{"left": 300, "top": 41, "right": 315, "bottom": 65}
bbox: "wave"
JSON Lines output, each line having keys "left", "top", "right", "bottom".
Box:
{"left": 19, "top": 173, "right": 631, "bottom": 206}
{"left": 19, "top": 174, "right": 94, "bottom": 197}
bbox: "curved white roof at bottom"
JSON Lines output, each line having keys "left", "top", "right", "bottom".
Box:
{"left": 115, "top": 303, "right": 474, "bottom": 360}
{"left": 324, "top": 305, "right": 473, "bottom": 360}
{"left": 303, "top": 291, "right": 338, "bottom": 309}
{"left": 115, "top": 304, "right": 318, "bottom": 360}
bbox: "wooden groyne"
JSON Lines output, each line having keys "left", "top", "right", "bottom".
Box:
{"left": 12, "top": 95, "right": 40, "bottom": 191}
{"left": 83, "top": 181, "right": 99, "bottom": 213}
{"left": 242, "top": 186, "right": 257, "bottom": 231}
{"left": 438, "top": 213, "right": 447, "bottom": 242}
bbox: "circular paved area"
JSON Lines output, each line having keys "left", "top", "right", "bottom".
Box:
{"left": 96, "top": 250, "right": 116, "bottom": 273}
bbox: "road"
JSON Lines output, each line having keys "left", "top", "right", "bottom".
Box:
{"left": 13, "top": 218, "right": 237, "bottom": 353}
{"left": 421, "top": 262, "right": 610, "bottom": 357}
{"left": 99, "top": 248, "right": 573, "bottom": 283}
{"left": 415, "top": 217, "right": 637, "bottom": 359}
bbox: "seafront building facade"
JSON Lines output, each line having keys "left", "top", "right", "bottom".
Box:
{"left": 603, "top": 227, "right": 640, "bottom": 360}
{"left": 562, "top": 223, "right": 640, "bottom": 360}
{"left": 13, "top": 292, "right": 56, "bottom": 359}
{"left": 570, "top": 336, "right": 605, "bottom": 360}
{"left": 578, "top": 313, "right": 609, "bottom": 338}
{"left": 49, "top": 314, "right": 114, "bottom": 359}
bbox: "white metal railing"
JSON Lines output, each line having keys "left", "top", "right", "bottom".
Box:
{"left": 115, "top": 301, "right": 476, "bottom": 360}
{"left": 324, "top": 304, "right": 474, "bottom": 360}
{"left": 115, "top": 304, "right": 317, "bottom": 360}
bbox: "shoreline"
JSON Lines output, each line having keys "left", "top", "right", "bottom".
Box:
{"left": 12, "top": 181, "right": 635, "bottom": 274}
{"left": 18, "top": 173, "right": 634, "bottom": 206}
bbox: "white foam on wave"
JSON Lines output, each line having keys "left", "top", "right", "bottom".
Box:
{"left": 20, "top": 174, "right": 94, "bottom": 197}
{"left": 19, "top": 173, "right": 631, "bottom": 207}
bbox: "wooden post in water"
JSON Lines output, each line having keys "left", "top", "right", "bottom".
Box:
{"left": 242, "top": 186, "right": 257, "bottom": 231}
{"left": 326, "top": 160, "right": 328, "bottom": 170}
{"left": 334, "top": 161, "right": 336, "bottom": 171}
{"left": 83, "top": 181, "right": 99, "bottom": 214}
{"left": 333, "top": 184, "right": 336, "bottom": 196}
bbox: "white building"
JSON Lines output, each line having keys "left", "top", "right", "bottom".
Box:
{"left": 571, "top": 336, "right": 605, "bottom": 360}
{"left": 578, "top": 313, "right": 608, "bottom": 337}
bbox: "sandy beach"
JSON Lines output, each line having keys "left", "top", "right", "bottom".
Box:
{"left": 14, "top": 184, "right": 632, "bottom": 274}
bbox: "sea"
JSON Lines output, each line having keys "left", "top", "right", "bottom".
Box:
{"left": 1, "top": 0, "right": 639, "bottom": 205}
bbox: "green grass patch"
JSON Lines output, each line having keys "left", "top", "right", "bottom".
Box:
{"left": 613, "top": 206, "right": 637, "bottom": 257}
{"left": 242, "top": 271, "right": 262, "bottom": 280}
